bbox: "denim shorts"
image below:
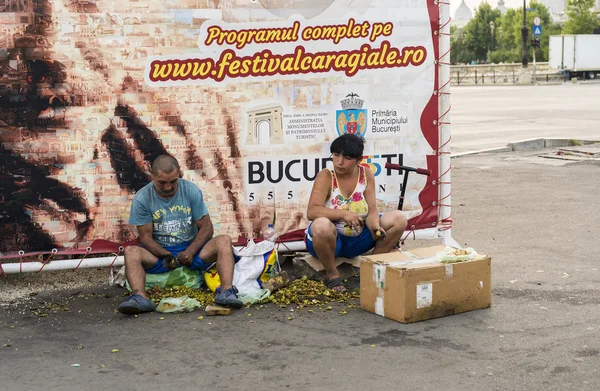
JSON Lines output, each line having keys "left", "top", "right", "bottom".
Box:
{"left": 305, "top": 223, "right": 376, "bottom": 259}
{"left": 144, "top": 242, "right": 212, "bottom": 274}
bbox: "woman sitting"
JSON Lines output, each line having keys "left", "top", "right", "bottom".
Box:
{"left": 305, "top": 134, "right": 407, "bottom": 292}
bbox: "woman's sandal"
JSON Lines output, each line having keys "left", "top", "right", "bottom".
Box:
{"left": 325, "top": 277, "right": 347, "bottom": 293}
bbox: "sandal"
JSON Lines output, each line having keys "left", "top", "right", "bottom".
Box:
{"left": 325, "top": 277, "right": 347, "bottom": 293}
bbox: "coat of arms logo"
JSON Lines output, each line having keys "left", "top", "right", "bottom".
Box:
{"left": 336, "top": 93, "right": 367, "bottom": 137}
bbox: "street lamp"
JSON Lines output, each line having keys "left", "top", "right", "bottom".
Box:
{"left": 489, "top": 20, "right": 495, "bottom": 52}
{"left": 498, "top": 26, "right": 503, "bottom": 50}
{"left": 521, "top": 0, "right": 528, "bottom": 67}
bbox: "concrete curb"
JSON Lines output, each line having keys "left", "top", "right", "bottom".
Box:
{"left": 451, "top": 138, "right": 600, "bottom": 158}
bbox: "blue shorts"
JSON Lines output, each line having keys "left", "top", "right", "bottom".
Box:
{"left": 305, "top": 223, "right": 376, "bottom": 259}
{"left": 144, "top": 242, "right": 212, "bottom": 274}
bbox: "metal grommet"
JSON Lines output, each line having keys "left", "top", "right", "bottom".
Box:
{"left": 433, "top": 120, "right": 438, "bottom": 125}
{"left": 118, "top": 246, "right": 124, "bottom": 252}
{"left": 432, "top": 180, "right": 437, "bottom": 185}
{"left": 86, "top": 247, "right": 92, "bottom": 252}
{"left": 432, "top": 201, "right": 438, "bottom": 206}
{"left": 19, "top": 250, "right": 25, "bottom": 256}
{"left": 432, "top": 222, "right": 437, "bottom": 227}
{"left": 51, "top": 248, "right": 58, "bottom": 254}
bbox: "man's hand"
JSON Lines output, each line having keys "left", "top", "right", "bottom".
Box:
{"left": 177, "top": 249, "right": 194, "bottom": 266}
{"left": 163, "top": 253, "right": 179, "bottom": 270}
{"left": 341, "top": 210, "right": 363, "bottom": 233}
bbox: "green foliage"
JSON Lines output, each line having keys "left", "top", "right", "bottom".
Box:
{"left": 450, "top": 0, "right": 596, "bottom": 64}
{"left": 463, "top": 3, "right": 502, "bottom": 60}
{"left": 450, "top": 28, "right": 476, "bottom": 64}
{"left": 563, "top": 0, "right": 599, "bottom": 34}
{"left": 521, "top": 1, "right": 560, "bottom": 62}
{"left": 487, "top": 48, "right": 520, "bottom": 64}
{"left": 451, "top": 3, "right": 501, "bottom": 64}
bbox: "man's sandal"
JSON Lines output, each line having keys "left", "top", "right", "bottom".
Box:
{"left": 325, "top": 277, "right": 347, "bottom": 292}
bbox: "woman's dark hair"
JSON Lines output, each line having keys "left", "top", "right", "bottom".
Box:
{"left": 330, "top": 134, "right": 365, "bottom": 159}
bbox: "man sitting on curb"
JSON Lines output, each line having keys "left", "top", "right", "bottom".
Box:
{"left": 118, "top": 155, "right": 242, "bottom": 314}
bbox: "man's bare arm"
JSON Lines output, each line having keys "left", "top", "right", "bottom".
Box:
{"left": 306, "top": 169, "right": 347, "bottom": 221}
{"left": 137, "top": 223, "right": 171, "bottom": 258}
{"left": 184, "top": 214, "right": 214, "bottom": 257}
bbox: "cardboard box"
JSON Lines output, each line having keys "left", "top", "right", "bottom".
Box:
{"left": 360, "top": 245, "right": 491, "bottom": 323}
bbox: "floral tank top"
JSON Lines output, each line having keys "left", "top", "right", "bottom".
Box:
{"left": 325, "top": 165, "right": 369, "bottom": 237}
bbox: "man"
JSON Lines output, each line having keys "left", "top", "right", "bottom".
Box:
{"left": 118, "top": 155, "right": 242, "bottom": 314}
{"left": 305, "top": 134, "right": 407, "bottom": 292}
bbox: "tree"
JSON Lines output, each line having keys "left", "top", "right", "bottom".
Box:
{"left": 451, "top": 0, "right": 595, "bottom": 64}
{"left": 522, "top": 1, "right": 561, "bottom": 62}
{"left": 450, "top": 3, "right": 501, "bottom": 64}
{"left": 563, "top": 0, "right": 599, "bottom": 34}
{"left": 489, "top": 1, "right": 559, "bottom": 63}
{"left": 463, "top": 3, "right": 502, "bottom": 61}
{"left": 487, "top": 8, "right": 521, "bottom": 63}
{"left": 451, "top": 25, "right": 476, "bottom": 64}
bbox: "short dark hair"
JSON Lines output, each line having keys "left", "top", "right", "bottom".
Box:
{"left": 152, "top": 155, "right": 180, "bottom": 175}
{"left": 330, "top": 134, "right": 365, "bottom": 159}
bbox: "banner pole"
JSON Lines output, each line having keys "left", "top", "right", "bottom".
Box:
{"left": 437, "top": 0, "right": 459, "bottom": 248}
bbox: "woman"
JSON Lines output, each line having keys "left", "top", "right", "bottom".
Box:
{"left": 305, "top": 134, "right": 407, "bottom": 292}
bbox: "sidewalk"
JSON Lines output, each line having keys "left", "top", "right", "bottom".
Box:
{"left": 1, "top": 150, "right": 598, "bottom": 390}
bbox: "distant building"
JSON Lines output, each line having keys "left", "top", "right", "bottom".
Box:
{"left": 497, "top": 0, "right": 507, "bottom": 15}
{"left": 542, "top": 0, "right": 566, "bottom": 15}
{"left": 453, "top": 0, "right": 473, "bottom": 29}
{"left": 541, "top": 0, "right": 567, "bottom": 22}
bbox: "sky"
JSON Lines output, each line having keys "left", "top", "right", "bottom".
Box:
{"left": 450, "top": 0, "right": 532, "bottom": 17}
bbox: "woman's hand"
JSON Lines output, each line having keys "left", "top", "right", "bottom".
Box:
{"left": 366, "top": 214, "right": 385, "bottom": 240}
{"left": 341, "top": 210, "right": 362, "bottom": 232}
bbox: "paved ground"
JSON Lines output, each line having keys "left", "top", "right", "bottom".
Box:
{"left": 451, "top": 83, "right": 600, "bottom": 153}
{"left": 1, "top": 149, "right": 599, "bottom": 390}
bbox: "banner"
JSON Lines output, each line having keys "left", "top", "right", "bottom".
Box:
{"left": 0, "top": 0, "right": 440, "bottom": 255}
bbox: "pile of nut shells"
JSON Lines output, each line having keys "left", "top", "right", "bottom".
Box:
{"left": 147, "top": 276, "right": 359, "bottom": 310}
{"left": 262, "top": 276, "right": 359, "bottom": 309}
{"left": 148, "top": 286, "right": 215, "bottom": 307}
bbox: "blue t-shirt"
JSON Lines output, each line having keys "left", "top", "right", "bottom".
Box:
{"left": 129, "top": 179, "right": 209, "bottom": 247}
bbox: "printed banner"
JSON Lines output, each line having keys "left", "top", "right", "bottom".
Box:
{"left": 0, "top": 0, "right": 439, "bottom": 255}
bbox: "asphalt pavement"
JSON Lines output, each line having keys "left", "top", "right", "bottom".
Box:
{"left": 1, "top": 148, "right": 599, "bottom": 391}
{"left": 451, "top": 83, "right": 600, "bottom": 153}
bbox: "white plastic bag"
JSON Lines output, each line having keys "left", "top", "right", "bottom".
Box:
{"left": 238, "top": 289, "right": 271, "bottom": 305}
{"left": 232, "top": 240, "right": 278, "bottom": 295}
{"left": 156, "top": 296, "right": 202, "bottom": 313}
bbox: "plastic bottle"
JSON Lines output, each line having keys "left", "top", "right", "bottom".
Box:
{"left": 262, "top": 224, "right": 278, "bottom": 242}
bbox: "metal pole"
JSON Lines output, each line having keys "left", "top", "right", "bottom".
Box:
{"left": 439, "top": 0, "right": 459, "bottom": 248}
{"left": 522, "top": 0, "right": 528, "bottom": 67}
{"left": 533, "top": 45, "right": 537, "bottom": 84}
{"left": 0, "top": 241, "right": 312, "bottom": 274}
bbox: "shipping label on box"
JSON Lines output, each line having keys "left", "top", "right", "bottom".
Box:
{"left": 360, "top": 245, "right": 491, "bottom": 323}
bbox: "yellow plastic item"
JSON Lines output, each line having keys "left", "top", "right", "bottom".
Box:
{"left": 259, "top": 249, "right": 278, "bottom": 284}
{"left": 204, "top": 267, "right": 221, "bottom": 293}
